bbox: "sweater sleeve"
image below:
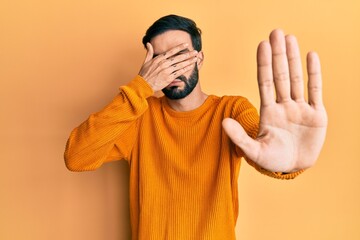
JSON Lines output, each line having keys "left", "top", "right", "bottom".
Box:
{"left": 64, "top": 75, "right": 154, "bottom": 172}
{"left": 232, "top": 97, "right": 304, "bottom": 180}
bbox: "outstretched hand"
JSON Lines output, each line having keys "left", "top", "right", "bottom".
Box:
{"left": 222, "top": 29, "right": 328, "bottom": 173}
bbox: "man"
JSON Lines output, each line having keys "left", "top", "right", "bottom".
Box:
{"left": 65, "top": 15, "right": 327, "bottom": 239}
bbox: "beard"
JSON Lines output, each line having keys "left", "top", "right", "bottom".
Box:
{"left": 162, "top": 65, "right": 199, "bottom": 100}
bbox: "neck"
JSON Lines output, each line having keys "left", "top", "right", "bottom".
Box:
{"left": 166, "top": 85, "right": 208, "bottom": 112}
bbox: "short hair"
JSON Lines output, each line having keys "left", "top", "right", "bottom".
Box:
{"left": 142, "top": 14, "right": 202, "bottom": 51}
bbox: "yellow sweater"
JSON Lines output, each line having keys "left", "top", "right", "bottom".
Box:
{"left": 65, "top": 75, "right": 302, "bottom": 240}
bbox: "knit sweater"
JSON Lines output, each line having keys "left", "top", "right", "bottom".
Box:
{"left": 64, "top": 75, "right": 303, "bottom": 240}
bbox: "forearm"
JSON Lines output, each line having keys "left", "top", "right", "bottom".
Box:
{"left": 64, "top": 75, "right": 153, "bottom": 171}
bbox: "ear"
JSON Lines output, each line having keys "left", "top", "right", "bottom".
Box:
{"left": 196, "top": 51, "right": 205, "bottom": 70}
{"left": 144, "top": 43, "right": 154, "bottom": 63}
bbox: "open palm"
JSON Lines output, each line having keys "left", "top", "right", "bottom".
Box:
{"left": 223, "top": 29, "right": 328, "bottom": 173}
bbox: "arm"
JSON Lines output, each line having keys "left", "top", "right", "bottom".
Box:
{"left": 64, "top": 43, "right": 198, "bottom": 171}
{"left": 223, "top": 29, "right": 328, "bottom": 174}
{"left": 64, "top": 76, "right": 153, "bottom": 171}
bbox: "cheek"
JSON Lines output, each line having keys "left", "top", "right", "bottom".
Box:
{"left": 182, "top": 64, "right": 196, "bottom": 78}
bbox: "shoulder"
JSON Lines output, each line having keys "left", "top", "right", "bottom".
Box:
{"left": 219, "top": 95, "right": 259, "bottom": 137}
{"left": 146, "top": 96, "right": 162, "bottom": 109}
{"left": 147, "top": 96, "right": 161, "bottom": 103}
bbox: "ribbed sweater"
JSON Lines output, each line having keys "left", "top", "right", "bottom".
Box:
{"left": 64, "top": 75, "right": 302, "bottom": 240}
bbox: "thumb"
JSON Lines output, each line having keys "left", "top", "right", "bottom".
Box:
{"left": 144, "top": 42, "right": 154, "bottom": 63}
{"left": 222, "top": 118, "right": 260, "bottom": 160}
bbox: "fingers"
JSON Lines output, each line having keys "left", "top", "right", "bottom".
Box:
{"left": 307, "top": 51, "right": 323, "bottom": 106}
{"left": 257, "top": 40, "right": 275, "bottom": 107}
{"left": 154, "top": 43, "right": 190, "bottom": 62}
{"left": 258, "top": 29, "right": 313, "bottom": 105}
{"left": 170, "top": 60, "right": 197, "bottom": 79}
{"left": 168, "top": 56, "right": 198, "bottom": 74}
{"left": 270, "top": 29, "right": 291, "bottom": 102}
{"left": 285, "top": 35, "right": 304, "bottom": 101}
{"left": 150, "top": 42, "right": 197, "bottom": 75}
{"left": 153, "top": 43, "right": 198, "bottom": 80}
{"left": 158, "top": 50, "right": 198, "bottom": 71}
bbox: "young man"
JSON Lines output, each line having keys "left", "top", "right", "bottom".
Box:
{"left": 65, "top": 15, "right": 327, "bottom": 239}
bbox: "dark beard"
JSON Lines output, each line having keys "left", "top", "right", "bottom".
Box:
{"left": 162, "top": 65, "right": 199, "bottom": 100}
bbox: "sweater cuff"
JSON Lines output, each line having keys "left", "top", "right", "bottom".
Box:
{"left": 122, "top": 75, "right": 154, "bottom": 99}
{"left": 256, "top": 167, "right": 305, "bottom": 180}
{"left": 245, "top": 157, "right": 305, "bottom": 180}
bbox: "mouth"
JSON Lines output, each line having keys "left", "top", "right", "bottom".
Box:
{"left": 167, "top": 79, "right": 183, "bottom": 87}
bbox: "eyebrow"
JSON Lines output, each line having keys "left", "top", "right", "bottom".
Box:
{"left": 153, "top": 48, "right": 190, "bottom": 58}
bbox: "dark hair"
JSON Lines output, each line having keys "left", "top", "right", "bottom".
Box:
{"left": 142, "top": 14, "right": 202, "bottom": 51}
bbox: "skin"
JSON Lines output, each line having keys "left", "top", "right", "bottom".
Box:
{"left": 139, "top": 29, "right": 328, "bottom": 173}
{"left": 139, "top": 30, "right": 206, "bottom": 111}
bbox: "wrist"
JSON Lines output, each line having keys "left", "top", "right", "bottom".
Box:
{"left": 124, "top": 75, "right": 155, "bottom": 98}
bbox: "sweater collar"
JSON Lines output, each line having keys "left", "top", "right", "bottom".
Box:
{"left": 161, "top": 95, "right": 218, "bottom": 118}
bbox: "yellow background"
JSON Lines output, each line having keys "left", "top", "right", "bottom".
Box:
{"left": 1, "top": 0, "right": 359, "bottom": 239}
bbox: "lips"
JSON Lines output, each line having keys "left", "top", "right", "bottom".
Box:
{"left": 167, "top": 80, "right": 183, "bottom": 87}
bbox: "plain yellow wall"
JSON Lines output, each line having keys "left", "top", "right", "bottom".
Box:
{"left": 1, "top": 0, "right": 359, "bottom": 239}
